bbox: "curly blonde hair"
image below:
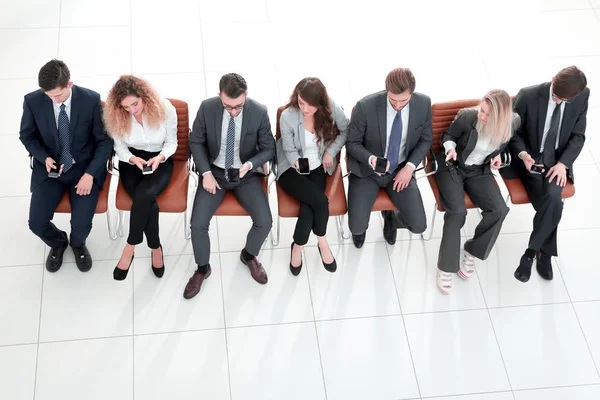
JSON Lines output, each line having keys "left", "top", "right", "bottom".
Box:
{"left": 103, "top": 75, "right": 165, "bottom": 138}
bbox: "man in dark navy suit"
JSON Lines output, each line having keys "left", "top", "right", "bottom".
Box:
{"left": 19, "top": 59, "right": 113, "bottom": 272}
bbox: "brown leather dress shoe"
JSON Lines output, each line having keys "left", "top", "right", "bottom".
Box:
{"left": 183, "top": 265, "right": 212, "bottom": 299}
{"left": 240, "top": 252, "right": 268, "bottom": 284}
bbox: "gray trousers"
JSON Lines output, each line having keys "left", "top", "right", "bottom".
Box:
{"left": 347, "top": 168, "right": 427, "bottom": 236}
{"left": 436, "top": 161, "right": 509, "bottom": 273}
{"left": 190, "top": 166, "right": 272, "bottom": 266}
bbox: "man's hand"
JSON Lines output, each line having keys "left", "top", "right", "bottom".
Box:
{"left": 490, "top": 154, "right": 502, "bottom": 169}
{"left": 129, "top": 156, "right": 146, "bottom": 171}
{"left": 546, "top": 162, "right": 568, "bottom": 187}
{"left": 392, "top": 164, "right": 414, "bottom": 192}
{"left": 239, "top": 162, "right": 252, "bottom": 179}
{"left": 45, "top": 157, "right": 64, "bottom": 175}
{"left": 75, "top": 173, "right": 94, "bottom": 196}
{"left": 202, "top": 173, "right": 221, "bottom": 195}
{"left": 445, "top": 149, "right": 457, "bottom": 163}
{"left": 147, "top": 155, "right": 166, "bottom": 171}
{"left": 322, "top": 152, "right": 334, "bottom": 170}
{"left": 369, "top": 156, "right": 389, "bottom": 176}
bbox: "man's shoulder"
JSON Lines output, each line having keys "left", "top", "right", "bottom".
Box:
{"left": 73, "top": 85, "right": 101, "bottom": 102}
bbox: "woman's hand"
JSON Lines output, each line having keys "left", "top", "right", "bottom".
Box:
{"left": 322, "top": 152, "right": 334, "bottom": 170}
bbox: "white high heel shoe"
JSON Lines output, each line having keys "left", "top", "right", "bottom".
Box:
{"left": 458, "top": 249, "right": 475, "bottom": 280}
{"left": 437, "top": 269, "right": 453, "bottom": 295}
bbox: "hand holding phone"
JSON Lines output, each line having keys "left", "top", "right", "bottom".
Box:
{"left": 142, "top": 164, "right": 154, "bottom": 175}
{"left": 297, "top": 158, "right": 310, "bottom": 175}
{"left": 48, "top": 165, "right": 60, "bottom": 178}
{"left": 530, "top": 164, "right": 545, "bottom": 175}
{"left": 225, "top": 168, "right": 240, "bottom": 183}
{"left": 374, "top": 157, "right": 388, "bottom": 174}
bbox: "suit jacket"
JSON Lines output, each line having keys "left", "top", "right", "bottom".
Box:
{"left": 345, "top": 90, "right": 433, "bottom": 178}
{"left": 500, "top": 82, "right": 590, "bottom": 181}
{"left": 19, "top": 85, "right": 113, "bottom": 192}
{"left": 441, "top": 108, "right": 520, "bottom": 170}
{"left": 189, "top": 97, "right": 275, "bottom": 175}
{"left": 275, "top": 99, "right": 349, "bottom": 179}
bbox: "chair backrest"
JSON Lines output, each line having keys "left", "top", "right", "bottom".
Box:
{"left": 276, "top": 105, "right": 287, "bottom": 141}
{"left": 166, "top": 98, "right": 189, "bottom": 162}
{"left": 431, "top": 99, "right": 479, "bottom": 154}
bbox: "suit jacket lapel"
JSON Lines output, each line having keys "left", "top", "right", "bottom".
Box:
{"left": 68, "top": 86, "right": 79, "bottom": 147}
{"left": 240, "top": 104, "right": 250, "bottom": 147}
{"left": 558, "top": 103, "right": 570, "bottom": 148}
{"left": 215, "top": 102, "right": 224, "bottom": 152}
{"left": 377, "top": 93, "right": 387, "bottom": 156}
{"left": 297, "top": 111, "right": 306, "bottom": 155}
{"left": 405, "top": 96, "right": 417, "bottom": 149}
{"left": 43, "top": 95, "right": 60, "bottom": 151}
{"left": 537, "top": 83, "right": 550, "bottom": 151}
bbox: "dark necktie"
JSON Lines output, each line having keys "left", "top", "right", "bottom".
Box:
{"left": 58, "top": 104, "right": 73, "bottom": 172}
{"left": 542, "top": 103, "right": 561, "bottom": 167}
{"left": 224, "top": 116, "right": 235, "bottom": 171}
{"left": 387, "top": 110, "right": 403, "bottom": 173}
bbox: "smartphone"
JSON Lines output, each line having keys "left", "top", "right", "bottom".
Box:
{"left": 530, "top": 164, "right": 544, "bottom": 175}
{"left": 375, "top": 157, "right": 387, "bottom": 174}
{"left": 298, "top": 158, "right": 310, "bottom": 175}
{"left": 48, "top": 164, "right": 61, "bottom": 178}
{"left": 226, "top": 168, "right": 240, "bottom": 183}
{"left": 142, "top": 165, "right": 154, "bottom": 175}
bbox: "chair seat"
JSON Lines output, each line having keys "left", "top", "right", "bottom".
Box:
{"left": 277, "top": 164, "right": 348, "bottom": 218}
{"left": 116, "top": 161, "right": 189, "bottom": 213}
{"left": 214, "top": 175, "right": 269, "bottom": 216}
{"left": 504, "top": 177, "right": 575, "bottom": 205}
{"left": 55, "top": 173, "right": 112, "bottom": 214}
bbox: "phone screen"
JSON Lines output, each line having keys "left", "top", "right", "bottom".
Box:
{"left": 298, "top": 158, "right": 310, "bottom": 175}
{"left": 142, "top": 165, "right": 153, "bottom": 175}
{"left": 375, "top": 157, "right": 387, "bottom": 174}
{"left": 530, "top": 165, "right": 544, "bottom": 174}
{"left": 48, "top": 165, "right": 60, "bottom": 178}
{"left": 226, "top": 168, "right": 240, "bottom": 182}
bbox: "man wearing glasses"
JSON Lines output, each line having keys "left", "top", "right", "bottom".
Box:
{"left": 504, "top": 66, "right": 589, "bottom": 283}
{"left": 184, "top": 73, "right": 275, "bottom": 300}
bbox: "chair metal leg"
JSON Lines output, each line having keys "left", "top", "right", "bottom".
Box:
{"left": 421, "top": 202, "right": 437, "bottom": 241}
{"left": 106, "top": 208, "right": 118, "bottom": 240}
{"left": 336, "top": 215, "right": 351, "bottom": 241}
{"left": 505, "top": 193, "right": 511, "bottom": 205}
{"left": 184, "top": 209, "right": 191, "bottom": 240}
{"left": 117, "top": 210, "right": 125, "bottom": 237}
{"left": 271, "top": 215, "right": 280, "bottom": 246}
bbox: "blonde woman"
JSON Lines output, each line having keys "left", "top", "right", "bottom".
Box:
{"left": 104, "top": 75, "right": 177, "bottom": 281}
{"left": 436, "top": 90, "right": 519, "bottom": 294}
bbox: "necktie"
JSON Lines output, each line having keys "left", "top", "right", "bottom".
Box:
{"left": 58, "top": 104, "right": 73, "bottom": 172}
{"left": 542, "top": 102, "right": 561, "bottom": 167}
{"left": 387, "top": 110, "right": 403, "bottom": 173}
{"left": 224, "top": 115, "right": 236, "bottom": 171}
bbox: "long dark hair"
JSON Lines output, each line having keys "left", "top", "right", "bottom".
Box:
{"left": 286, "top": 77, "right": 337, "bottom": 146}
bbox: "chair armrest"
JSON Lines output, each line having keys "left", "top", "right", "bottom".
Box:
{"left": 499, "top": 149, "right": 511, "bottom": 169}
{"left": 416, "top": 149, "right": 438, "bottom": 179}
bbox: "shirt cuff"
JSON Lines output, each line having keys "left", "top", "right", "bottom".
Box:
{"left": 368, "top": 155, "right": 376, "bottom": 169}
{"left": 406, "top": 162, "right": 416, "bottom": 170}
{"left": 201, "top": 170, "right": 212, "bottom": 176}
{"left": 443, "top": 141, "right": 457, "bottom": 154}
{"left": 247, "top": 161, "right": 253, "bottom": 170}
{"left": 518, "top": 151, "right": 528, "bottom": 160}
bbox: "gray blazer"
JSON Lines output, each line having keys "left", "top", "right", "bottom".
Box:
{"left": 346, "top": 90, "right": 433, "bottom": 178}
{"left": 189, "top": 96, "right": 275, "bottom": 175}
{"left": 275, "top": 99, "right": 349, "bottom": 179}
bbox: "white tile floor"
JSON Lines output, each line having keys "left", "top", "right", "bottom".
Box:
{"left": 1, "top": 1, "right": 599, "bottom": 399}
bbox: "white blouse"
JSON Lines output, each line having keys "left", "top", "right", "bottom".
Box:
{"left": 304, "top": 129, "right": 322, "bottom": 171}
{"left": 113, "top": 99, "right": 178, "bottom": 163}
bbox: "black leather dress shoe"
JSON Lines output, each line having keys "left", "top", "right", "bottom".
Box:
{"left": 72, "top": 244, "right": 92, "bottom": 272}
{"left": 382, "top": 214, "right": 397, "bottom": 245}
{"left": 536, "top": 252, "right": 554, "bottom": 281}
{"left": 46, "top": 233, "right": 69, "bottom": 273}
{"left": 514, "top": 254, "right": 534, "bottom": 283}
{"left": 352, "top": 233, "right": 366, "bottom": 249}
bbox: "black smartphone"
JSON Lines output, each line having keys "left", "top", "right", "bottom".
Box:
{"left": 530, "top": 164, "right": 544, "bottom": 175}
{"left": 226, "top": 168, "right": 240, "bottom": 183}
{"left": 142, "top": 165, "right": 154, "bottom": 175}
{"left": 375, "top": 157, "right": 387, "bottom": 174}
{"left": 48, "top": 164, "right": 60, "bottom": 178}
{"left": 298, "top": 158, "right": 310, "bottom": 175}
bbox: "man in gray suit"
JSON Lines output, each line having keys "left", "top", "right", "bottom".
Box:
{"left": 184, "top": 73, "right": 275, "bottom": 300}
{"left": 346, "top": 67, "right": 431, "bottom": 248}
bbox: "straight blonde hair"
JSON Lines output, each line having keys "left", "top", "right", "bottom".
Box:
{"left": 476, "top": 89, "right": 513, "bottom": 148}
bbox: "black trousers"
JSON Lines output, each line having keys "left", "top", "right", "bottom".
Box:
{"left": 29, "top": 163, "right": 100, "bottom": 248}
{"left": 519, "top": 164, "right": 564, "bottom": 256}
{"left": 435, "top": 157, "right": 509, "bottom": 273}
{"left": 119, "top": 148, "right": 173, "bottom": 248}
{"left": 278, "top": 166, "right": 328, "bottom": 245}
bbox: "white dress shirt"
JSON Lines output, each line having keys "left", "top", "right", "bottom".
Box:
{"left": 303, "top": 129, "right": 322, "bottom": 170}
{"left": 113, "top": 99, "right": 178, "bottom": 163}
{"left": 213, "top": 108, "right": 244, "bottom": 169}
{"left": 540, "top": 84, "right": 565, "bottom": 153}
{"left": 385, "top": 99, "right": 412, "bottom": 167}
{"left": 464, "top": 135, "right": 496, "bottom": 166}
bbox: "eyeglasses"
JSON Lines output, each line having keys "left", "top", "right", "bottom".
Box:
{"left": 552, "top": 92, "right": 574, "bottom": 104}
{"left": 222, "top": 101, "right": 245, "bottom": 111}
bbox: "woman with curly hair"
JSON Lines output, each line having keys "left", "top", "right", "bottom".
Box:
{"left": 104, "top": 75, "right": 177, "bottom": 281}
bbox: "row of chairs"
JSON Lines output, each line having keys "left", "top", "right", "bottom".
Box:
{"left": 45, "top": 98, "right": 576, "bottom": 244}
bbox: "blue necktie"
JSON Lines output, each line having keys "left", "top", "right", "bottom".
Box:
{"left": 387, "top": 110, "right": 403, "bottom": 173}
{"left": 224, "top": 116, "right": 235, "bottom": 171}
{"left": 58, "top": 104, "right": 73, "bottom": 172}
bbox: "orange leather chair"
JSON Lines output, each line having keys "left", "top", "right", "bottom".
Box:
{"left": 272, "top": 105, "right": 350, "bottom": 246}
{"left": 502, "top": 178, "right": 575, "bottom": 205}
{"left": 115, "top": 98, "right": 195, "bottom": 239}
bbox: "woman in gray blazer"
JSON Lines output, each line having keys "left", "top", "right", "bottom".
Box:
{"left": 276, "top": 78, "right": 349, "bottom": 275}
{"left": 436, "top": 89, "right": 519, "bottom": 294}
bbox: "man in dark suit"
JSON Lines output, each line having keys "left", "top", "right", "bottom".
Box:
{"left": 346, "top": 67, "right": 432, "bottom": 248}
{"left": 19, "top": 59, "right": 113, "bottom": 273}
{"left": 502, "top": 66, "right": 589, "bottom": 283}
{"left": 184, "top": 73, "right": 275, "bottom": 300}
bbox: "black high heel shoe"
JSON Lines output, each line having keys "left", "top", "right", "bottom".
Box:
{"left": 289, "top": 242, "right": 302, "bottom": 276}
{"left": 152, "top": 245, "right": 165, "bottom": 278}
{"left": 318, "top": 244, "right": 337, "bottom": 273}
{"left": 114, "top": 252, "right": 135, "bottom": 281}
